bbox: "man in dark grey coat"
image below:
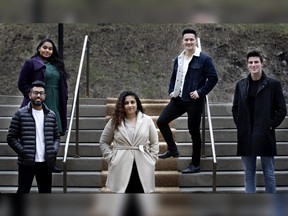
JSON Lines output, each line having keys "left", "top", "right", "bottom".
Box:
{"left": 232, "top": 50, "right": 286, "bottom": 193}
{"left": 7, "top": 80, "right": 60, "bottom": 193}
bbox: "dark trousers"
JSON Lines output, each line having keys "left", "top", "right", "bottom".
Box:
{"left": 125, "top": 161, "right": 144, "bottom": 193}
{"left": 17, "top": 162, "right": 52, "bottom": 194}
{"left": 157, "top": 97, "right": 204, "bottom": 166}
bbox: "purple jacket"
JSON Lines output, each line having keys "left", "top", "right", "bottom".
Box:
{"left": 18, "top": 56, "right": 68, "bottom": 134}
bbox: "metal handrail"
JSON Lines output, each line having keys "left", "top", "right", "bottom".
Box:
{"left": 198, "top": 38, "right": 217, "bottom": 192}
{"left": 205, "top": 95, "right": 217, "bottom": 192}
{"left": 63, "top": 35, "right": 89, "bottom": 193}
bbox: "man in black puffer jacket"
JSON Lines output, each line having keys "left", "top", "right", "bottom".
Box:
{"left": 7, "top": 80, "right": 60, "bottom": 193}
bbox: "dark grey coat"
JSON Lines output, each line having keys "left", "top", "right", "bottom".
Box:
{"left": 232, "top": 72, "right": 286, "bottom": 156}
{"left": 7, "top": 102, "right": 60, "bottom": 167}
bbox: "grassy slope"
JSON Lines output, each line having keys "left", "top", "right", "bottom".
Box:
{"left": 1, "top": 23, "right": 287, "bottom": 102}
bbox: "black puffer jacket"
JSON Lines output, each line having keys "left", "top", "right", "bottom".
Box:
{"left": 7, "top": 102, "right": 60, "bottom": 167}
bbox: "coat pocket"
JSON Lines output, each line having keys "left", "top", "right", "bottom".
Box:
{"left": 143, "top": 152, "right": 156, "bottom": 166}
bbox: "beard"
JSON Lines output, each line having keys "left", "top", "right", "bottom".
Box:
{"left": 31, "top": 99, "right": 43, "bottom": 107}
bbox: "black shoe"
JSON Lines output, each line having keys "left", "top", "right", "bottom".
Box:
{"left": 159, "top": 150, "right": 180, "bottom": 159}
{"left": 52, "top": 165, "right": 62, "bottom": 173}
{"left": 181, "top": 164, "right": 200, "bottom": 174}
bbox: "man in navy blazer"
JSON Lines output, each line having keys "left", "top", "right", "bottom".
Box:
{"left": 157, "top": 28, "right": 218, "bottom": 174}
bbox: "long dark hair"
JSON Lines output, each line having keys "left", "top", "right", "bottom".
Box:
{"left": 111, "top": 91, "right": 144, "bottom": 130}
{"left": 32, "top": 38, "right": 69, "bottom": 79}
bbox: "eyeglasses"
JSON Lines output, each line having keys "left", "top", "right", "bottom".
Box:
{"left": 32, "top": 91, "right": 46, "bottom": 96}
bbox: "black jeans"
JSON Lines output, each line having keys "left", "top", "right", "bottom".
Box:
{"left": 157, "top": 97, "right": 204, "bottom": 166}
{"left": 17, "top": 162, "right": 52, "bottom": 194}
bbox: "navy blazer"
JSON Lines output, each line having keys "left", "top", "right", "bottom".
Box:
{"left": 232, "top": 73, "right": 287, "bottom": 156}
{"left": 168, "top": 52, "right": 218, "bottom": 101}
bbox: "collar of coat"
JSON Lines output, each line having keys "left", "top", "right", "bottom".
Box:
{"left": 178, "top": 47, "right": 201, "bottom": 60}
{"left": 245, "top": 71, "right": 267, "bottom": 84}
{"left": 240, "top": 71, "right": 269, "bottom": 92}
{"left": 27, "top": 101, "right": 51, "bottom": 115}
{"left": 31, "top": 56, "right": 46, "bottom": 71}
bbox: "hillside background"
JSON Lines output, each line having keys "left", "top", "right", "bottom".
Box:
{"left": 1, "top": 23, "right": 288, "bottom": 102}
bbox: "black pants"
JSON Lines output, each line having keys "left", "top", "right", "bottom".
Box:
{"left": 125, "top": 161, "right": 144, "bottom": 193}
{"left": 157, "top": 97, "right": 204, "bottom": 166}
{"left": 17, "top": 162, "right": 52, "bottom": 194}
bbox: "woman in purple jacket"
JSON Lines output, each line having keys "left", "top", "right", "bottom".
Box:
{"left": 18, "top": 38, "right": 69, "bottom": 172}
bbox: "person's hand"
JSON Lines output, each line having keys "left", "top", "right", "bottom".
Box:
{"left": 190, "top": 90, "right": 199, "bottom": 99}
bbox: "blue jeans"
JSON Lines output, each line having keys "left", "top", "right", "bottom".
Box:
{"left": 241, "top": 156, "right": 276, "bottom": 193}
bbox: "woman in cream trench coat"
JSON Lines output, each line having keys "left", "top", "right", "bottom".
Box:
{"left": 99, "top": 91, "right": 159, "bottom": 193}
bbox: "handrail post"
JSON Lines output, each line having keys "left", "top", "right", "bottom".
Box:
{"left": 75, "top": 89, "right": 80, "bottom": 157}
{"left": 86, "top": 39, "right": 90, "bottom": 97}
{"left": 206, "top": 95, "right": 217, "bottom": 193}
{"left": 63, "top": 162, "right": 67, "bottom": 193}
{"left": 213, "top": 163, "right": 217, "bottom": 192}
{"left": 201, "top": 97, "right": 206, "bottom": 157}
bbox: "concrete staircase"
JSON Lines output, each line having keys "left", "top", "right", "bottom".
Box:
{"left": 0, "top": 95, "right": 287, "bottom": 193}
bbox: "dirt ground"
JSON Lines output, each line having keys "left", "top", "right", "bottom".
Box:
{"left": 1, "top": 23, "right": 288, "bottom": 102}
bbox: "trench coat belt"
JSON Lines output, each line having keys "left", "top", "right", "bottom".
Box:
{"left": 113, "top": 145, "right": 146, "bottom": 153}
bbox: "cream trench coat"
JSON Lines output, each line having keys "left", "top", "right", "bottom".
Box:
{"left": 99, "top": 111, "right": 159, "bottom": 193}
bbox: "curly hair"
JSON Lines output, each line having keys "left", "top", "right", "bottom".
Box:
{"left": 32, "top": 38, "right": 69, "bottom": 79}
{"left": 111, "top": 91, "right": 144, "bottom": 130}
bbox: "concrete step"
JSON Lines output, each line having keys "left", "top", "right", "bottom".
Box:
{"left": 106, "top": 99, "right": 236, "bottom": 116}
{"left": 175, "top": 116, "right": 288, "bottom": 129}
{"left": 179, "top": 171, "right": 288, "bottom": 187}
{"left": 0, "top": 143, "right": 103, "bottom": 157}
{"left": 1, "top": 128, "right": 170, "bottom": 143}
{"left": 0, "top": 104, "right": 106, "bottom": 117}
{"left": 0, "top": 116, "right": 108, "bottom": 130}
{"left": 0, "top": 186, "right": 181, "bottom": 194}
{"left": 0, "top": 171, "right": 104, "bottom": 187}
{"left": 0, "top": 157, "right": 103, "bottom": 171}
{"left": 180, "top": 186, "right": 288, "bottom": 193}
{"left": 0, "top": 129, "right": 103, "bottom": 143}
{"left": 204, "top": 103, "right": 288, "bottom": 116}
{"left": 160, "top": 142, "right": 288, "bottom": 157}
{"left": 175, "top": 129, "right": 288, "bottom": 142}
{"left": 177, "top": 156, "right": 288, "bottom": 171}
{"left": 0, "top": 95, "right": 106, "bottom": 105}
{"left": 2, "top": 155, "right": 287, "bottom": 173}
{"left": 0, "top": 186, "right": 185, "bottom": 194}
{"left": 2, "top": 185, "right": 287, "bottom": 193}
{"left": 2, "top": 97, "right": 288, "bottom": 117}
